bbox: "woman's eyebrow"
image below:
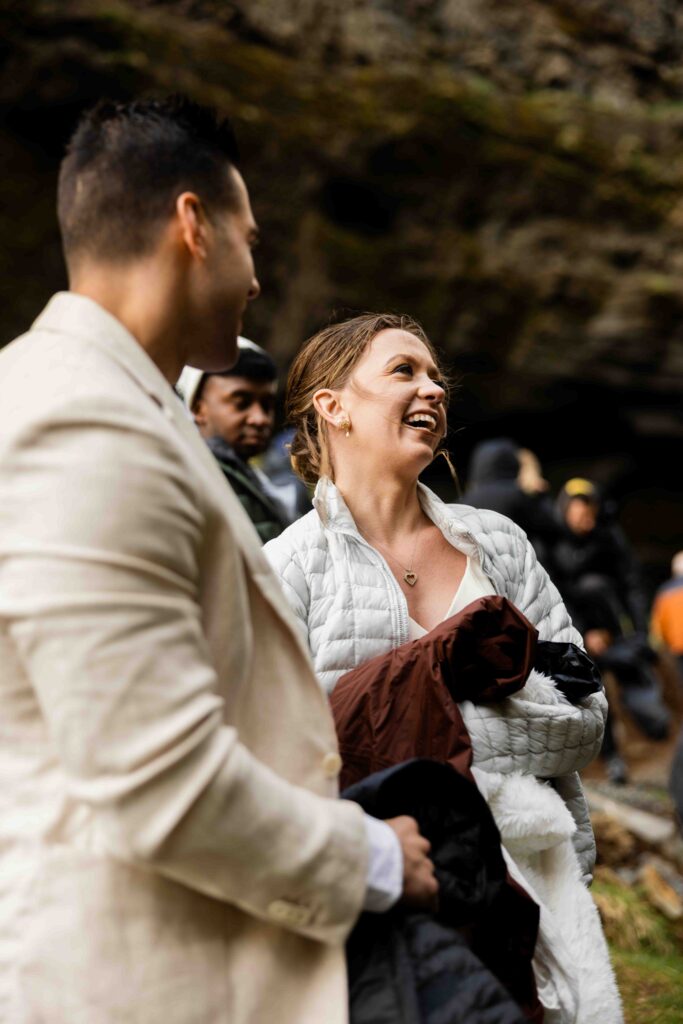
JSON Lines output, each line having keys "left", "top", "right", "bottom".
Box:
{"left": 383, "top": 353, "right": 440, "bottom": 375}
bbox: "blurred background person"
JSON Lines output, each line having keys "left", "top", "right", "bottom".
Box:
{"left": 463, "top": 438, "right": 560, "bottom": 567}
{"left": 553, "top": 478, "right": 670, "bottom": 783}
{"left": 650, "top": 550, "right": 683, "bottom": 680}
{"left": 261, "top": 425, "right": 313, "bottom": 522}
{"left": 553, "top": 477, "right": 649, "bottom": 641}
{"left": 179, "top": 338, "right": 304, "bottom": 542}
{"left": 517, "top": 448, "right": 550, "bottom": 498}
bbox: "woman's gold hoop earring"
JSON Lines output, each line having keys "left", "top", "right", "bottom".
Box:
{"left": 338, "top": 415, "right": 351, "bottom": 438}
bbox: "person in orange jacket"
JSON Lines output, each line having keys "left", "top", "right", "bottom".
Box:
{"left": 651, "top": 551, "right": 683, "bottom": 678}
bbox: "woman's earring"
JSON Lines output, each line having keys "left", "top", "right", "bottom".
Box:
{"left": 338, "top": 415, "right": 351, "bottom": 438}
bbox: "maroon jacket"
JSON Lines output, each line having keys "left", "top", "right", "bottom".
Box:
{"left": 331, "top": 595, "right": 537, "bottom": 789}
{"left": 331, "top": 595, "right": 543, "bottom": 1024}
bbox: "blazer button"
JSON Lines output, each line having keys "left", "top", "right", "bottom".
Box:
{"left": 322, "top": 751, "right": 342, "bottom": 779}
{"left": 267, "top": 899, "right": 312, "bottom": 927}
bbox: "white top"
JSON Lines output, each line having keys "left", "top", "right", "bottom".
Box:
{"left": 408, "top": 556, "right": 496, "bottom": 639}
{"left": 366, "top": 554, "right": 494, "bottom": 911}
{"left": 369, "top": 554, "right": 495, "bottom": 912}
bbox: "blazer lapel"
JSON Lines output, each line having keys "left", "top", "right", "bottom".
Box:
{"left": 148, "top": 390, "right": 315, "bottom": 661}
{"left": 33, "top": 294, "right": 308, "bottom": 653}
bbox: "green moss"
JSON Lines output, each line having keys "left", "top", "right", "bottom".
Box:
{"left": 612, "top": 949, "right": 683, "bottom": 1024}
{"left": 641, "top": 273, "right": 679, "bottom": 296}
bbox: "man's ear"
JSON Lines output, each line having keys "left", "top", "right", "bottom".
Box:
{"left": 175, "top": 192, "right": 208, "bottom": 259}
{"left": 313, "top": 388, "right": 345, "bottom": 427}
{"left": 192, "top": 399, "right": 208, "bottom": 429}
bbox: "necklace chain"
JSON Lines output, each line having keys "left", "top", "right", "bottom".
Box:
{"left": 363, "top": 529, "right": 422, "bottom": 587}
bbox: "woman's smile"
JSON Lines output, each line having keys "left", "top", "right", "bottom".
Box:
{"left": 402, "top": 410, "right": 440, "bottom": 433}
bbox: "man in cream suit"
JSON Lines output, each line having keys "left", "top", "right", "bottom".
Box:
{"left": 0, "top": 97, "right": 436, "bottom": 1023}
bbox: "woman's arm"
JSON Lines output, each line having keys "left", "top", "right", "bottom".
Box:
{"left": 463, "top": 530, "right": 607, "bottom": 776}
{"left": 467, "top": 524, "right": 606, "bottom": 883}
{"left": 263, "top": 531, "right": 312, "bottom": 648}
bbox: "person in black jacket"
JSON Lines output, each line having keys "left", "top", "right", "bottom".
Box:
{"left": 553, "top": 478, "right": 670, "bottom": 782}
{"left": 553, "top": 478, "right": 649, "bottom": 637}
{"left": 463, "top": 439, "right": 560, "bottom": 566}
{"left": 178, "top": 339, "right": 291, "bottom": 543}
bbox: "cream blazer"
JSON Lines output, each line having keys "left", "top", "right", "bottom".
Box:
{"left": 0, "top": 294, "right": 367, "bottom": 1024}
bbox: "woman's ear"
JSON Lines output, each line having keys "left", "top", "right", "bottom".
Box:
{"left": 313, "top": 388, "right": 344, "bottom": 427}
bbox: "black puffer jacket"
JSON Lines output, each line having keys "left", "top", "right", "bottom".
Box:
{"left": 552, "top": 520, "right": 649, "bottom": 635}
{"left": 344, "top": 760, "right": 539, "bottom": 1024}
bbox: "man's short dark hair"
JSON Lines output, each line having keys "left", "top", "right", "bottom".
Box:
{"left": 57, "top": 95, "right": 240, "bottom": 268}
{"left": 193, "top": 340, "right": 277, "bottom": 406}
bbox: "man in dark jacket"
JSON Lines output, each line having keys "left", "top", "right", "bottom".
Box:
{"left": 553, "top": 478, "right": 669, "bottom": 781}
{"left": 553, "top": 477, "right": 649, "bottom": 638}
{"left": 178, "top": 339, "right": 290, "bottom": 542}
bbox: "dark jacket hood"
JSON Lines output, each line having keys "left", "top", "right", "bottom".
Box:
{"left": 467, "top": 439, "right": 520, "bottom": 485}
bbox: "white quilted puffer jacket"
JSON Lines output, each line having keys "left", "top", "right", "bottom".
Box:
{"left": 265, "top": 477, "right": 607, "bottom": 883}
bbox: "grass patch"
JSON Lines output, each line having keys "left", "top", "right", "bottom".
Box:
{"left": 593, "top": 871, "right": 680, "bottom": 955}
{"left": 611, "top": 949, "right": 683, "bottom": 1024}
{"left": 593, "top": 870, "right": 683, "bottom": 1022}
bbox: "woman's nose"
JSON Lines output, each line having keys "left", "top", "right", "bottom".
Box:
{"left": 419, "top": 377, "right": 446, "bottom": 403}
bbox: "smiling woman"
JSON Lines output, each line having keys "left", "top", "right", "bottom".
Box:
{"left": 264, "top": 311, "right": 621, "bottom": 1024}
{"left": 287, "top": 312, "right": 450, "bottom": 484}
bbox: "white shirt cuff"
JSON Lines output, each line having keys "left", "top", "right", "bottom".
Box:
{"left": 362, "top": 814, "right": 403, "bottom": 913}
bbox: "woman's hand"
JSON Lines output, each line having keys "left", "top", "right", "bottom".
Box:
{"left": 385, "top": 815, "right": 439, "bottom": 911}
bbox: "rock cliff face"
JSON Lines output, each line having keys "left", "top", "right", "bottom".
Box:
{"left": 1, "top": 0, "right": 681, "bottom": 576}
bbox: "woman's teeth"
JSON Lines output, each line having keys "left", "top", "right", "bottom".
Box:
{"left": 404, "top": 413, "right": 437, "bottom": 430}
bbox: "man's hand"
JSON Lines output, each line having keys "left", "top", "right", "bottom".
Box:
{"left": 385, "top": 815, "right": 438, "bottom": 911}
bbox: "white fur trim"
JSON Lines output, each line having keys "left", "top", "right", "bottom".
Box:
{"left": 472, "top": 769, "right": 575, "bottom": 855}
{"left": 471, "top": 768, "right": 623, "bottom": 1024}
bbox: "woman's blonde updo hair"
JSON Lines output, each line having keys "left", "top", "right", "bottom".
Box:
{"left": 287, "top": 312, "right": 449, "bottom": 486}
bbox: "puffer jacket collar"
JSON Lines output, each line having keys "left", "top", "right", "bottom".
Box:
{"left": 313, "top": 476, "right": 483, "bottom": 559}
